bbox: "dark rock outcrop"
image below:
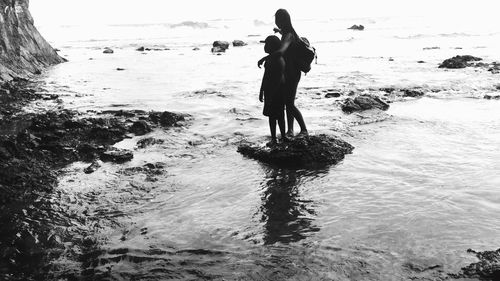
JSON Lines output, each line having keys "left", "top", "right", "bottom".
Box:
{"left": 130, "top": 120, "right": 152, "bottom": 136}
{"left": 238, "top": 134, "right": 354, "bottom": 167}
{"left": 0, "top": 0, "right": 65, "bottom": 81}
{"left": 211, "top": 41, "right": 229, "bottom": 53}
{"left": 103, "top": 47, "right": 114, "bottom": 54}
{"left": 451, "top": 248, "right": 500, "bottom": 280}
{"left": 341, "top": 94, "right": 390, "bottom": 113}
{"left": 439, "top": 55, "right": 482, "bottom": 69}
{"left": 348, "top": 24, "right": 365, "bottom": 30}
{"left": 232, "top": 40, "right": 247, "bottom": 47}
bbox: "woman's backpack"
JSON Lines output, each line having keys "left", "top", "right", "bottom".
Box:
{"left": 296, "top": 37, "right": 317, "bottom": 74}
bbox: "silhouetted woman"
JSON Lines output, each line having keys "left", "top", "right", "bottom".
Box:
{"left": 258, "top": 9, "right": 308, "bottom": 136}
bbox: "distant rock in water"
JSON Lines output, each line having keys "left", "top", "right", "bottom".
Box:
{"left": 0, "top": 0, "right": 65, "bottom": 81}
{"left": 103, "top": 47, "right": 114, "bottom": 54}
{"left": 484, "top": 94, "right": 500, "bottom": 100}
{"left": 232, "top": 40, "right": 247, "bottom": 47}
{"left": 212, "top": 41, "right": 230, "bottom": 53}
{"left": 439, "top": 55, "right": 482, "bottom": 69}
{"left": 342, "top": 94, "right": 390, "bottom": 113}
{"left": 238, "top": 135, "right": 354, "bottom": 167}
{"left": 348, "top": 24, "right": 365, "bottom": 30}
{"left": 136, "top": 46, "right": 145, "bottom": 51}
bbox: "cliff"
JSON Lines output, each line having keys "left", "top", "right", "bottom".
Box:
{"left": 0, "top": 0, "right": 64, "bottom": 81}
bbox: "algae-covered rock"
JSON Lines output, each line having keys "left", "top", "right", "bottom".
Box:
{"left": 451, "top": 248, "right": 500, "bottom": 280}
{"left": 238, "top": 134, "right": 354, "bottom": 167}
{"left": 342, "top": 94, "right": 390, "bottom": 113}
{"left": 439, "top": 55, "right": 482, "bottom": 69}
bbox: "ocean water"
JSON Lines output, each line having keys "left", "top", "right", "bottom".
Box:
{"left": 24, "top": 14, "right": 500, "bottom": 280}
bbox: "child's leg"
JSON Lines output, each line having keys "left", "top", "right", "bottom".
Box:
{"left": 277, "top": 114, "right": 286, "bottom": 140}
{"left": 269, "top": 117, "right": 277, "bottom": 141}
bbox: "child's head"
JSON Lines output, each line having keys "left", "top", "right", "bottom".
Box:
{"left": 264, "top": 35, "right": 281, "bottom": 54}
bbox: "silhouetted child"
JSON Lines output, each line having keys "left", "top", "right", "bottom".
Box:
{"left": 259, "top": 35, "right": 287, "bottom": 146}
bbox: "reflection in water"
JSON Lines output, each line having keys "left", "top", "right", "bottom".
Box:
{"left": 259, "top": 167, "right": 321, "bottom": 245}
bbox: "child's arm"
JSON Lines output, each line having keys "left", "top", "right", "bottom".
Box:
{"left": 257, "top": 33, "right": 294, "bottom": 68}
{"left": 259, "top": 67, "right": 270, "bottom": 102}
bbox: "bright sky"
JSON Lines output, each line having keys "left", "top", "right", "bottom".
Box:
{"left": 30, "top": 0, "right": 497, "bottom": 26}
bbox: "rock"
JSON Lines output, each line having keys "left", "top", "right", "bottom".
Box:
{"left": 149, "top": 111, "right": 185, "bottom": 127}
{"left": 402, "top": 89, "right": 425, "bottom": 97}
{"left": 192, "top": 47, "right": 200, "bottom": 51}
{"left": 348, "top": 25, "right": 364, "bottom": 30}
{"left": 137, "top": 137, "right": 164, "bottom": 149}
{"left": 484, "top": 95, "right": 500, "bottom": 100}
{"left": 232, "top": 40, "right": 247, "bottom": 47}
{"left": 238, "top": 134, "right": 354, "bottom": 167}
{"left": 388, "top": 57, "right": 394, "bottom": 61}
{"left": 451, "top": 248, "right": 500, "bottom": 280}
{"left": 325, "top": 92, "right": 341, "bottom": 98}
{"left": 116, "top": 68, "right": 125, "bottom": 71}
{"left": 439, "top": 55, "right": 482, "bottom": 69}
{"left": 129, "top": 120, "right": 152, "bottom": 136}
{"left": 417, "top": 60, "right": 425, "bottom": 63}
{"left": 103, "top": 47, "right": 114, "bottom": 54}
{"left": 341, "top": 94, "right": 390, "bottom": 113}
{"left": 211, "top": 41, "right": 229, "bottom": 53}
{"left": 423, "top": 47, "right": 440, "bottom": 50}
{"left": 100, "top": 149, "right": 133, "bottom": 163}
{"left": 83, "top": 160, "right": 101, "bottom": 174}
{"left": 136, "top": 46, "right": 145, "bottom": 51}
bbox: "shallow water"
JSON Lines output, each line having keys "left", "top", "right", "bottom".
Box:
{"left": 7, "top": 14, "right": 500, "bottom": 280}
{"left": 28, "top": 97, "right": 497, "bottom": 280}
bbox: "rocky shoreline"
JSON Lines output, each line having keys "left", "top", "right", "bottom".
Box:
{"left": 0, "top": 79, "right": 188, "bottom": 278}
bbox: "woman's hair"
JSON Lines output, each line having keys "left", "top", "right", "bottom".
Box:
{"left": 275, "top": 9, "right": 294, "bottom": 33}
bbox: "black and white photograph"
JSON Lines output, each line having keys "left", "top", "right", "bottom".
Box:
{"left": 1, "top": 0, "right": 499, "bottom": 280}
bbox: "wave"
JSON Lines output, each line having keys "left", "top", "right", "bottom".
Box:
{"left": 170, "top": 21, "right": 209, "bottom": 29}
{"left": 394, "top": 32, "right": 475, "bottom": 39}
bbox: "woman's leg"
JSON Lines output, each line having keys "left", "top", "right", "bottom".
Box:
{"left": 285, "top": 73, "right": 307, "bottom": 135}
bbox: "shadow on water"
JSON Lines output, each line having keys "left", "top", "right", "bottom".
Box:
{"left": 258, "top": 166, "right": 326, "bottom": 245}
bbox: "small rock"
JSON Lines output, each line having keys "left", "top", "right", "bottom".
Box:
{"left": 212, "top": 41, "right": 229, "bottom": 53}
{"left": 342, "top": 94, "right": 390, "bottom": 113}
{"left": 136, "top": 46, "right": 145, "bottom": 51}
{"left": 103, "top": 47, "right": 114, "bottom": 54}
{"left": 137, "top": 138, "right": 164, "bottom": 149}
{"left": 100, "top": 149, "right": 133, "bottom": 163}
{"left": 388, "top": 57, "right": 394, "bottom": 61}
{"left": 417, "top": 60, "right": 425, "bottom": 63}
{"left": 116, "top": 68, "right": 125, "bottom": 71}
{"left": 348, "top": 24, "right": 364, "bottom": 30}
{"left": 84, "top": 161, "right": 101, "bottom": 174}
{"left": 439, "top": 55, "right": 482, "bottom": 69}
{"left": 129, "top": 120, "right": 152, "bottom": 136}
{"left": 149, "top": 111, "right": 185, "bottom": 127}
{"left": 192, "top": 47, "right": 200, "bottom": 51}
{"left": 423, "top": 46, "right": 440, "bottom": 50}
{"left": 402, "top": 89, "right": 425, "bottom": 97}
{"left": 484, "top": 95, "right": 500, "bottom": 100}
{"left": 232, "top": 40, "right": 247, "bottom": 47}
{"left": 325, "top": 92, "right": 341, "bottom": 98}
